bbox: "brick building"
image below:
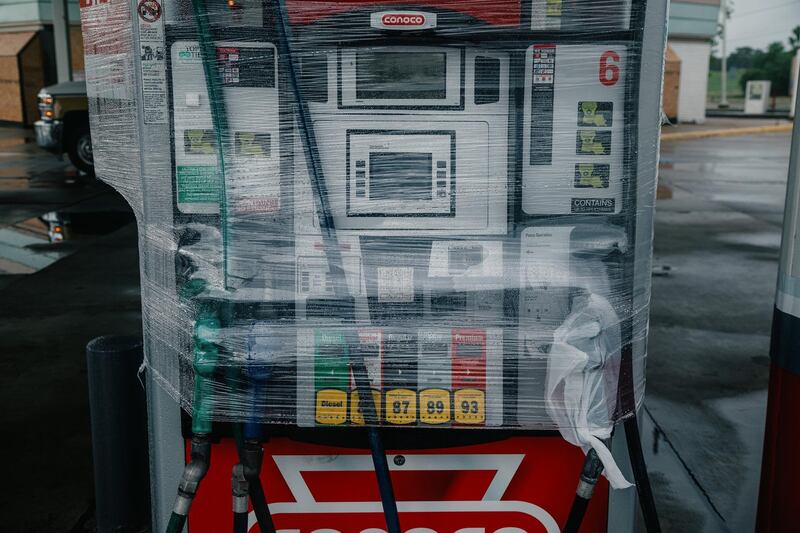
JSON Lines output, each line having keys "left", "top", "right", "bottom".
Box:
{"left": 0, "top": 0, "right": 84, "bottom": 125}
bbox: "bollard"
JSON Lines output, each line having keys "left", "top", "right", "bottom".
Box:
{"left": 87, "top": 336, "right": 151, "bottom": 533}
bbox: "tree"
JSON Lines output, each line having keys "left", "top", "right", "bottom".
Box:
{"left": 790, "top": 25, "right": 800, "bottom": 52}
{"left": 728, "top": 47, "right": 756, "bottom": 69}
{"left": 739, "top": 41, "right": 793, "bottom": 96}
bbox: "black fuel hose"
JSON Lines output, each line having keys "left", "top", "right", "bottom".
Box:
{"left": 235, "top": 431, "right": 277, "bottom": 533}
{"left": 166, "top": 511, "right": 187, "bottom": 533}
{"left": 563, "top": 447, "right": 605, "bottom": 533}
{"left": 625, "top": 416, "right": 662, "bottom": 533}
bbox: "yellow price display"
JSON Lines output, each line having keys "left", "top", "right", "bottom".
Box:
{"left": 315, "top": 389, "right": 348, "bottom": 426}
{"left": 454, "top": 388, "right": 485, "bottom": 425}
{"left": 350, "top": 389, "right": 382, "bottom": 425}
{"left": 419, "top": 389, "right": 451, "bottom": 425}
{"left": 384, "top": 389, "right": 417, "bottom": 425}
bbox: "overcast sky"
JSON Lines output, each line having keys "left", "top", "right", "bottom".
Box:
{"left": 724, "top": 0, "right": 800, "bottom": 52}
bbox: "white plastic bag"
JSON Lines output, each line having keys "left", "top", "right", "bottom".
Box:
{"left": 546, "top": 293, "right": 633, "bottom": 489}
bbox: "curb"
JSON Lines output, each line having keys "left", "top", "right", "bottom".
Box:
{"left": 661, "top": 123, "right": 793, "bottom": 142}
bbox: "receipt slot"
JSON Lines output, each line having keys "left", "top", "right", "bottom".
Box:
{"left": 78, "top": 0, "right": 669, "bottom": 532}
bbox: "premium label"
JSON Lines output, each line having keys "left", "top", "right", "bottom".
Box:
{"left": 454, "top": 388, "right": 486, "bottom": 425}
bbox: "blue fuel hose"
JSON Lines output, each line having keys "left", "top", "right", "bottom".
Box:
{"left": 272, "top": 2, "right": 401, "bottom": 532}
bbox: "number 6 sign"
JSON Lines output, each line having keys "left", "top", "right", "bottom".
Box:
{"left": 523, "top": 44, "right": 628, "bottom": 215}
{"left": 599, "top": 51, "right": 620, "bottom": 87}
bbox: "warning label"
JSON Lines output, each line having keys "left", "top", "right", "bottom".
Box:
{"left": 137, "top": 0, "right": 167, "bottom": 124}
{"left": 570, "top": 198, "right": 616, "bottom": 213}
{"left": 137, "top": 0, "right": 161, "bottom": 22}
{"left": 176, "top": 166, "right": 220, "bottom": 203}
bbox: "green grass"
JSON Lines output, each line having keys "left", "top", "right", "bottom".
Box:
{"left": 706, "top": 68, "right": 793, "bottom": 111}
{"left": 707, "top": 69, "right": 745, "bottom": 98}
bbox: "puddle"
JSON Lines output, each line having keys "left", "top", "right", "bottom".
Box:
{"left": 0, "top": 210, "right": 134, "bottom": 276}
{"left": 716, "top": 231, "right": 782, "bottom": 249}
{"left": 0, "top": 169, "right": 92, "bottom": 191}
{"left": 0, "top": 178, "right": 31, "bottom": 190}
{"left": 0, "top": 167, "right": 34, "bottom": 178}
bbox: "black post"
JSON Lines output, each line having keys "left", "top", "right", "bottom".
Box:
{"left": 87, "top": 336, "right": 151, "bottom": 533}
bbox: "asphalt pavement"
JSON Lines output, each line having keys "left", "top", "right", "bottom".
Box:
{"left": 0, "top": 121, "right": 793, "bottom": 532}
{"left": 645, "top": 131, "right": 792, "bottom": 532}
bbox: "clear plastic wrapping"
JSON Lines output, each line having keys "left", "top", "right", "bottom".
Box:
{"left": 80, "top": 0, "right": 665, "bottom": 480}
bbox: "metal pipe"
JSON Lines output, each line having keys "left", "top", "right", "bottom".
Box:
{"left": 86, "top": 335, "right": 150, "bottom": 533}
{"left": 232, "top": 464, "right": 250, "bottom": 533}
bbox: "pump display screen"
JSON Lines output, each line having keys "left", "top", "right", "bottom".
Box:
{"left": 356, "top": 52, "right": 447, "bottom": 100}
{"left": 369, "top": 152, "right": 433, "bottom": 200}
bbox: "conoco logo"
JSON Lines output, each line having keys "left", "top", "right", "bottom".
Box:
{"left": 371, "top": 11, "right": 436, "bottom": 30}
{"left": 381, "top": 13, "right": 425, "bottom": 26}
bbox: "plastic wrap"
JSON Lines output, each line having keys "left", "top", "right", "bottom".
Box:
{"left": 80, "top": 0, "right": 664, "bottom": 484}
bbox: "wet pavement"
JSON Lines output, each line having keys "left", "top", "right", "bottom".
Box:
{"left": 0, "top": 127, "right": 141, "bottom": 532}
{"left": 644, "top": 131, "right": 792, "bottom": 532}
{"left": 0, "top": 129, "right": 134, "bottom": 288}
{"left": 0, "top": 122, "right": 793, "bottom": 531}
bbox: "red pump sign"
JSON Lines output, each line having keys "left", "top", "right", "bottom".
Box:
{"left": 188, "top": 437, "right": 610, "bottom": 533}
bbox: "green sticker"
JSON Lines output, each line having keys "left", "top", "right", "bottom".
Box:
{"left": 176, "top": 166, "right": 220, "bottom": 203}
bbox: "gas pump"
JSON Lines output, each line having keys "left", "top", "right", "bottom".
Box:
{"left": 79, "top": 0, "right": 669, "bottom": 531}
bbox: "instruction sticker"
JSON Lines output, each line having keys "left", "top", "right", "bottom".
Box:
{"left": 137, "top": 0, "right": 167, "bottom": 124}
{"left": 176, "top": 166, "right": 220, "bottom": 203}
{"left": 377, "top": 266, "right": 415, "bottom": 303}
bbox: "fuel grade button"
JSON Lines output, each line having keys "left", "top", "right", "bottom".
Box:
{"left": 349, "top": 389, "right": 382, "bottom": 425}
{"left": 419, "top": 388, "right": 451, "bottom": 425}
{"left": 454, "top": 388, "right": 486, "bottom": 425}
{"left": 315, "top": 389, "right": 348, "bottom": 425}
{"left": 384, "top": 388, "right": 417, "bottom": 425}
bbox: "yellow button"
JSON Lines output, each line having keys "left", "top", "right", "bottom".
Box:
{"left": 454, "top": 388, "right": 485, "bottom": 425}
{"left": 419, "top": 389, "right": 451, "bottom": 425}
{"left": 384, "top": 389, "right": 417, "bottom": 425}
{"left": 350, "top": 389, "right": 382, "bottom": 425}
{"left": 315, "top": 389, "right": 348, "bottom": 425}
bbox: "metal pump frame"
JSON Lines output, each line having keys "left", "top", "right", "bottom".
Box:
{"left": 146, "top": 0, "right": 670, "bottom": 531}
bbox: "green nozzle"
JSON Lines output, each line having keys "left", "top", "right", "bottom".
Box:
{"left": 192, "top": 314, "right": 220, "bottom": 435}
